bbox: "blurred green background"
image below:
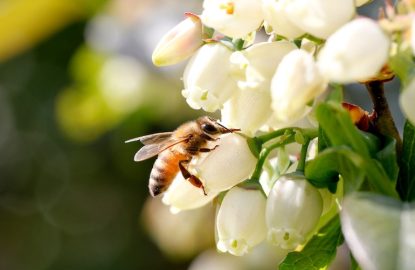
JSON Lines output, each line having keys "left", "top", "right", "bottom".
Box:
{"left": 0, "top": 0, "right": 214, "bottom": 269}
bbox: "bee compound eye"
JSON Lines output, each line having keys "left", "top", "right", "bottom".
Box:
{"left": 201, "top": 123, "right": 217, "bottom": 134}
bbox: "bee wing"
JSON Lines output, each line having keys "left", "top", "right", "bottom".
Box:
{"left": 125, "top": 132, "right": 173, "bottom": 145}
{"left": 133, "top": 137, "right": 188, "bottom": 162}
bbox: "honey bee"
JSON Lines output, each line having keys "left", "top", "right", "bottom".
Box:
{"left": 126, "top": 116, "right": 240, "bottom": 197}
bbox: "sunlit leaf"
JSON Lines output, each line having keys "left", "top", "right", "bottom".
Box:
{"left": 341, "top": 192, "right": 415, "bottom": 270}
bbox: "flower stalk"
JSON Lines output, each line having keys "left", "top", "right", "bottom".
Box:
{"left": 365, "top": 81, "right": 402, "bottom": 155}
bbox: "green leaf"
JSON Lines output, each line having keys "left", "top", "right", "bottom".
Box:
{"left": 279, "top": 216, "right": 343, "bottom": 270}
{"left": 358, "top": 130, "right": 381, "bottom": 156}
{"left": 327, "top": 84, "right": 343, "bottom": 103}
{"left": 375, "top": 137, "right": 399, "bottom": 182}
{"left": 306, "top": 147, "right": 398, "bottom": 197}
{"left": 246, "top": 137, "right": 261, "bottom": 158}
{"left": 316, "top": 102, "right": 370, "bottom": 158}
{"left": 398, "top": 121, "right": 415, "bottom": 201}
{"left": 305, "top": 147, "right": 364, "bottom": 194}
{"left": 318, "top": 127, "right": 330, "bottom": 152}
{"left": 389, "top": 47, "right": 415, "bottom": 87}
{"left": 341, "top": 192, "right": 415, "bottom": 270}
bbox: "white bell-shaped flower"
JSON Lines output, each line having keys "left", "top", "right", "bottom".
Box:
{"left": 230, "top": 41, "right": 297, "bottom": 87}
{"left": 284, "top": 0, "right": 355, "bottom": 39}
{"left": 262, "top": 0, "right": 305, "bottom": 39}
{"left": 194, "top": 133, "right": 257, "bottom": 192}
{"left": 400, "top": 78, "right": 415, "bottom": 126}
{"left": 152, "top": 13, "right": 203, "bottom": 66}
{"left": 162, "top": 173, "right": 219, "bottom": 214}
{"left": 271, "top": 49, "right": 327, "bottom": 123}
{"left": 182, "top": 43, "right": 238, "bottom": 112}
{"left": 201, "top": 0, "right": 264, "bottom": 38}
{"left": 266, "top": 175, "right": 323, "bottom": 249}
{"left": 223, "top": 41, "right": 296, "bottom": 135}
{"left": 221, "top": 84, "right": 272, "bottom": 137}
{"left": 317, "top": 18, "right": 390, "bottom": 83}
{"left": 216, "top": 187, "right": 267, "bottom": 256}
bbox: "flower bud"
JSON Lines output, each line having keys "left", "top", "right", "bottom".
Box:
{"left": 400, "top": 79, "right": 415, "bottom": 126}
{"left": 182, "top": 43, "right": 238, "bottom": 112}
{"left": 271, "top": 49, "right": 327, "bottom": 123}
{"left": 194, "top": 133, "right": 257, "bottom": 192}
{"left": 266, "top": 175, "right": 323, "bottom": 249}
{"left": 152, "top": 13, "right": 204, "bottom": 66}
{"left": 262, "top": 0, "right": 305, "bottom": 39}
{"left": 284, "top": 0, "right": 355, "bottom": 39}
{"left": 201, "top": 0, "right": 264, "bottom": 38}
{"left": 216, "top": 187, "right": 267, "bottom": 256}
{"left": 162, "top": 173, "right": 219, "bottom": 214}
{"left": 317, "top": 18, "right": 390, "bottom": 83}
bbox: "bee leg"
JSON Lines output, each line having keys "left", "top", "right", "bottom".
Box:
{"left": 198, "top": 145, "right": 219, "bottom": 152}
{"left": 179, "top": 160, "right": 207, "bottom": 196}
{"left": 201, "top": 133, "right": 219, "bottom": 141}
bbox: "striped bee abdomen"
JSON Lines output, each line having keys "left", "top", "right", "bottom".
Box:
{"left": 148, "top": 151, "right": 186, "bottom": 197}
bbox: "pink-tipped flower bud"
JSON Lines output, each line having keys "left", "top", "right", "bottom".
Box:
{"left": 152, "top": 13, "right": 204, "bottom": 67}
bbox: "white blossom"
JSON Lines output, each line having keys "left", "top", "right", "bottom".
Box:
{"left": 216, "top": 187, "right": 267, "bottom": 256}
{"left": 162, "top": 174, "right": 219, "bottom": 214}
{"left": 223, "top": 41, "right": 296, "bottom": 135}
{"left": 201, "top": 0, "right": 264, "bottom": 38}
{"left": 261, "top": 0, "right": 305, "bottom": 39}
{"left": 271, "top": 49, "right": 327, "bottom": 123}
{"left": 221, "top": 85, "right": 272, "bottom": 136}
{"left": 152, "top": 13, "right": 203, "bottom": 66}
{"left": 182, "top": 43, "right": 238, "bottom": 112}
{"left": 194, "top": 133, "right": 257, "bottom": 192}
{"left": 266, "top": 175, "right": 323, "bottom": 249}
{"left": 230, "top": 41, "right": 296, "bottom": 88}
{"left": 284, "top": 0, "right": 355, "bottom": 39}
{"left": 317, "top": 18, "right": 390, "bottom": 83}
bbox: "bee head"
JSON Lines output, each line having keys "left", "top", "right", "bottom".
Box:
{"left": 197, "top": 116, "right": 240, "bottom": 135}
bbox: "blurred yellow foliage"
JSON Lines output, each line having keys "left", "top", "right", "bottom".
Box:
{"left": 0, "top": 0, "right": 84, "bottom": 61}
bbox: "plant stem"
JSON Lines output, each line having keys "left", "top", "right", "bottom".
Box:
{"left": 296, "top": 139, "right": 311, "bottom": 172}
{"left": 365, "top": 81, "right": 402, "bottom": 155}
{"left": 250, "top": 135, "right": 296, "bottom": 181}
{"left": 256, "top": 127, "right": 318, "bottom": 145}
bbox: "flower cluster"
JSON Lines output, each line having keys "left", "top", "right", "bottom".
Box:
{"left": 146, "top": 0, "right": 415, "bottom": 267}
